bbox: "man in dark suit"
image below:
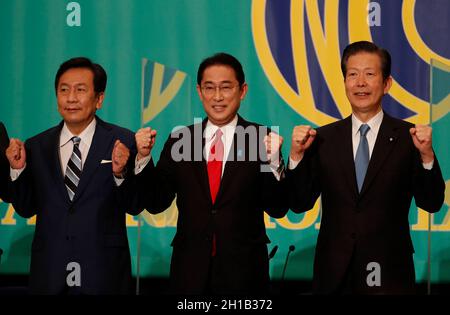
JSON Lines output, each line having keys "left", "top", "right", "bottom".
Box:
{"left": 5, "top": 57, "right": 141, "bottom": 294}
{"left": 287, "top": 41, "right": 445, "bottom": 294}
{"left": 0, "top": 122, "right": 10, "bottom": 201}
{"left": 134, "top": 52, "right": 287, "bottom": 294}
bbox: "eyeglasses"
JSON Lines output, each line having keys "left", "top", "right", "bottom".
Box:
{"left": 201, "top": 84, "right": 238, "bottom": 97}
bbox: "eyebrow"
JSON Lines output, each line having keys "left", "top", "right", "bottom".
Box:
{"left": 347, "top": 67, "right": 377, "bottom": 71}
{"left": 59, "top": 82, "right": 88, "bottom": 87}
{"left": 202, "top": 80, "right": 234, "bottom": 85}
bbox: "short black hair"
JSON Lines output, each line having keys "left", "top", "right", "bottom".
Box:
{"left": 341, "top": 41, "right": 391, "bottom": 81}
{"left": 54, "top": 57, "right": 107, "bottom": 95}
{"left": 197, "top": 52, "right": 245, "bottom": 86}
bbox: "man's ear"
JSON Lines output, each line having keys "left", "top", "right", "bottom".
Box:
{"left": 383, "top": 76, "right": 392, "bottom": 95}
{"left": 239, "top": 82, "right": 248, "bottom": 100}
{"left": 96, "top": 92, "right": 105, "bottom": 109}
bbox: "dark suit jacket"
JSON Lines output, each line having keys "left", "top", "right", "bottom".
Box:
{"left": 0, "top": 122, "right": 10, "bottom": 201}
{"left": 138, "top": 115, "right": 287, "bottom": 294}
{"left": 287, "top": 112, "right": 445, "bottom": 294}
{"left": 10, "top": 116, "right": 142, "bottom": 294}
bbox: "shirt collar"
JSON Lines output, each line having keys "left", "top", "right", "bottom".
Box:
{"left": 60, "top": 118, "right": 97, "bottom": 147}
{"left": 352, "top": 110, "right": 384, "bottom": 137}
{"left": 204, "top": 115, "right": 238, "bottom": 142}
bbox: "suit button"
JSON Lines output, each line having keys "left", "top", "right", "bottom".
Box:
{"left": 350, "top": 233, "right": 356, "bottom": 239}
{"left": 211, "top": 209, "right": 217, "bottom": 215}
{"left": 66, "top": 236, "right": 70, "bottom": 240}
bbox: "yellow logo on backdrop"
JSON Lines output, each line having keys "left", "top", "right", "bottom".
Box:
{"left": 137, "top": 59, "right": 188, "bottom": 227}
{"left": 141, "top": 59, "right": 187, "bottom": 125}
{"left": 251, "top": 0, "right": 450, "bottom": 126}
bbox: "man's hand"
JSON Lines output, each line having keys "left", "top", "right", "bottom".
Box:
{"left": 264, "top": 132, "right": 283, "bottom": 162}
{"left": 112, "top": 140, "right": 130, "bottom": 177}
{"left": 290, "top": 125, "right": 316, "bottom": 162}
{"left": 135, "top": 127, "right": 157, "bottom": 160}
{"left": 410, "top": 125, "right": 434, "bottom": 163}
{"left": 6, "top": 138, "right": 26, "bottom": 169}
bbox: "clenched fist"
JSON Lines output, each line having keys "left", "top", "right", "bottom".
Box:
{"left": 135, "top": 127, "right": 157, "bottom": 160}
{"left": 6, "top": 138, "right": 26, "bottom": 169}
{"left": 112, "top": 140, "right": 130, "bottom": 177}
{"left": 410, "top": 125, "right": 434, "bottom": 163}
{"left": 290, "top": 125, "right": 316, "bottom": 161}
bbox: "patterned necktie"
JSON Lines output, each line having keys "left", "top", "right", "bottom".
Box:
{"left": 355, "top": 124, "right": 370, "bottom": 192}
{"left": 207, "top": 129, "right": 223, "bottom": 257}
{"left": 65, "top": 136, "right": 82, "bottom": 201}
{"left": 207, "top": 129, "right": 224, "bottom": 203}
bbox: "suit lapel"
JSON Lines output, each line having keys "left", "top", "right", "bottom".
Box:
{"left": 359, "top": 113, "right": 398, "bottom": 196}
{"left": 46, "top": 122, "right": 71, "bottom": 203}
{"left": 335, "top": 117, "right": 359, "bottom": 197}
{"left": 192, "top": 118, "right": 213, "bottom": 205}
{"left": 72, "top": 118, "right": 114, "bottom": 203}
{"left": 215, "top": 115, "right": 249, "bottom": 204}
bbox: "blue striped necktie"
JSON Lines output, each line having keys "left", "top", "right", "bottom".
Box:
{"left": 65, "top": 136, "right": 82, "bottom": 201}
{"left": 355, "top": 124, "right": 370, "bottom": 192}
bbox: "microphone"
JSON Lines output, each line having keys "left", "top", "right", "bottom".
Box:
{"left": 268, "top": 245, "right": 278, "bottom": 260}
{"left": 281, "top": 245, "right": 295, "bottom": 282}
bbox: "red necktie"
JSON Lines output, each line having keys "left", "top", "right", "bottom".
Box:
{"left": 207, "top": 129, "right": 224, "bottom": 203}
{"left": 207, "top": 129, "right": 223, "bottom": 257}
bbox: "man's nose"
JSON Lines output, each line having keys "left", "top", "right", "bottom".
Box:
{"left": 213, "top": 87, "right": 224, "bottom": 100}
{"left": 67, "top": 88, "right": 78, "bottom": 102}
{"left": 356, "top": 76, "right": 367, "bottom": 86}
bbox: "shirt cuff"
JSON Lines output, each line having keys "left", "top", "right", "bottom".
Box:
{"left": 269, "top": 161, "right": 281, "bottom": 181}
{"left": 288, "top": 158, "right": 301, "bottom": 170}
{"left": 10, "top": 166, "right": 25, "bottom": 181}
{"left": 113, "top": 177, "right": 125, "bottom": 186}
{"left": 135, "top": 154, "right": 151, "bottom": 175}
{"left": 422, "top": 160, "right": 434, "bottom": 170}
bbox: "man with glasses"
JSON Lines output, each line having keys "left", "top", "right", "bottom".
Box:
{"left": 134, "top": 52, "right": 288, "bottom": 294}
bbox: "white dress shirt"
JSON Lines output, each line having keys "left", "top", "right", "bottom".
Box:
{"left": 203, "top": 115, "right": 238, "bottom": 176}
{"left": 351, "top": 109, "right": 384, "bottom": 159}
{"left": 59, "top": 118, "right": 97, "bottom": 176}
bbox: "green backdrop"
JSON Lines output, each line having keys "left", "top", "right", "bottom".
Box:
{"left": 0, "top": 0, "right": 449, "bottom": 285}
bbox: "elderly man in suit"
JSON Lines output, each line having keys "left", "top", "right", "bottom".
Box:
{"left": 6, "top": 57, "right": 141, "bottom": 294}
{"left": 134, "top": 52, "right": 287, "bottom": 294}
{"left": 287, "top": 41, "right": 445, "bottom": 294}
